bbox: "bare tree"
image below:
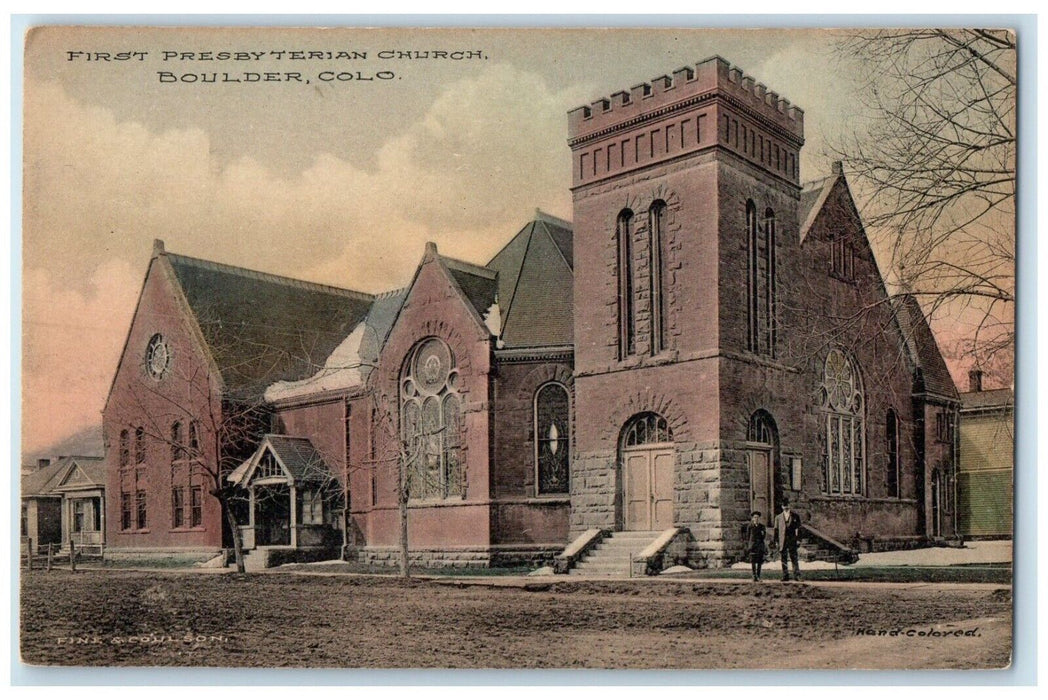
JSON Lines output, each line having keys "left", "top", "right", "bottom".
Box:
{"left": 832, "top": 29, "right": 1016, "bottom": 380}
{"left": 362, "top": 390, "right": 446, "bottom": 578}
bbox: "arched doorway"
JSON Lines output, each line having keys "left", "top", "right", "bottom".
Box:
{"left": 619, "top": 413, "right": 674, "bottom": 531}
{"left": 747, "top": 410, "right": 779, "bottom": 526}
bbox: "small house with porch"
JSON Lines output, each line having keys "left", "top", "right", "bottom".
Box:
{"left": 21, "top": 456, "right": 106, "bottom": 554}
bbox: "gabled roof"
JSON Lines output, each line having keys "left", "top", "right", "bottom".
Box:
{"left": 486, "top": 210, "right": 574, "bottom": 348}
{"left": 799, "top": 174, "right": 839, "bottom": 242}
{"left": 21, "top": 456, "right": 105, "bottom": 498}
{"left": 165, "top": 252, "right": 375, "bottom": 400}
{"left": 439, "top": 255, "right": 499, "bottom": 320}
{"left": 227, "top": 434, "right": 335, "bottom": 486}
{"left": 890, "top": 294, "right": 959, "bottom": 400}
{"left": 961, "top": 388, "right": 1013, "bottom": 412}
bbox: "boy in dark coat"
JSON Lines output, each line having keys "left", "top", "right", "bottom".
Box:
{"left": 744, "top": 511, "right": 767, "bottom": 581}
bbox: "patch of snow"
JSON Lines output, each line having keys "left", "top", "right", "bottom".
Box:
{"left": 193, "top": 553, "right": 228, "bottom": 568}
{"left": 264, "top": 323, "right": 368, "bottom": 402}
{"left": 482, "top": 301, "right": 501, "bottom": 338}
{"left": 660, "top": 565, "right": 694, "bottom": 575}
{"left": 528, "top": 566, "right": 555, "bottom": 576}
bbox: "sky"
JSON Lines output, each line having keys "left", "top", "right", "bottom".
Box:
{"left": 19, "top": 25, "right": 999, "bottom": 457}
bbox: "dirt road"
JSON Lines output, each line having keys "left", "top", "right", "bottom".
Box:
{"left": 19, "top": 570, "right": 1011, "bottom": 669}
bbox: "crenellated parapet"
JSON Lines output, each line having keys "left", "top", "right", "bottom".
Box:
{"left": 568, "top": 56, "right": 805, "bottom": 188}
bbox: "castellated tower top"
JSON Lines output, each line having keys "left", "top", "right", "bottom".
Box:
{"left": 567, "top": 56, "right": 805, "bottom": 188}
{"left": 568, "top": 56, "right": 804, "bottom": 143}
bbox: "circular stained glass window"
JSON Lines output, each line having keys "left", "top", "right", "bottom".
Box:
{"left": 145, "top": 333, "right": 170, "bottom": 380}
{"left": 413, "top": 338, "right": 451, "bottom": 394}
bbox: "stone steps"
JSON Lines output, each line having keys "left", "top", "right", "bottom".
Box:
{"left": 569, "top": 531, "right": 660, "bottom": 577}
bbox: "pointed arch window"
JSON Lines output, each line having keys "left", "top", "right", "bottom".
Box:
{"left": 886, "top": 408, "right": 900, "bottom": 498}
{"left": 535, "top": 383, "right": 570, "bottom": 495}
{"left": 649, "top": 200, "right": 668, "bottom": 354}
{"left": 134, "top": 426, "right": 146, "bottom": 465}
{"left": 400, "top": 338, "right": 463, "bottom": 500}
{"left": 747, "top": 201, "right": 776, "bottom": 357}
{"left": 617, "top": 209, "right": 636, "bottom": 359}
{"left": 821, "top": 349, "right": 866, "bottom": 496}
{"left": 119, "top": 429, "right": 130, "bottom": 468}
{"left": 171, "top": 421, "right": 184, "bottom": 462}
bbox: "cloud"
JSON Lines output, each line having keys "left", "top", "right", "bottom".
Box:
{"left": 22, "top": 63, "right": 584, "bottom": 453}
{"left": 21, "top": 258, "right": 141, "bottom": 455}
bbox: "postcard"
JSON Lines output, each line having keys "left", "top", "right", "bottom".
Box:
{"left": 19, "top": 25, "right": 1015, "bottom": 669}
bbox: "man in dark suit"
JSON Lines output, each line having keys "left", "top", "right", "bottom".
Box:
{"left": 744, "top": 510, "right": 768, "bottom": 581}
{"left": 773, "top": 499, "right": 803, "bottom": 581}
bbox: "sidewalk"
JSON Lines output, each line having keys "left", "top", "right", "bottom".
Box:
{"left": 730, "top": 539, "right": 1012, "bottom": 571}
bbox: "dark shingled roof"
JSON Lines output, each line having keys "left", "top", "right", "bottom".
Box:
{"left": 229, "top": 434, "right": 335, "bottom": 485}
{"left": 263, "top": 435, "right": 335, "bottom": 483}
{"left": 166, "top": 254, "right": 374, "bottom": 400}
{"left": 890, "top": 294, "right": 959, "bottom": 400}
{"left": 486, "top": 211, "right": 574, "bottom": 348}
{"left": 440, "top": 256, "right": 499, "bottom": 320}
{"left": 961, "top": 388, "right": 1013, "bottom": 412}
{"left": 21, "top": 456, "right": 105, "bottom": 497}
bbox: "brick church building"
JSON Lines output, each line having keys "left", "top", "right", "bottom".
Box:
{"left": 102, "top": 56, "right": 959, "bottom": 569}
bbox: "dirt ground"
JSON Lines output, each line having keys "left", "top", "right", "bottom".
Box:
{"left": 19, "top": 569, "right": 1012, "bottom": 669}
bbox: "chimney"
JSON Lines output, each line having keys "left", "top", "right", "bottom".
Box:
{"left": 152, "top": 239, "right": 166, "bottom": 257}
{"left": 968, "top": 368, "right": 984, "bottom": 393}
{"left": 832, "top": 160, "right": 844, "bottom": 176}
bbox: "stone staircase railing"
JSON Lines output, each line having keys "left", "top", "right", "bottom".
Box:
{"left": 554, "top": 528, "right": 606, "bottom": 574}
{"left": 632, "top": 527, "right": 690, "bottom": 576}
{"left": 799, "top": 524, "right": 859, "bottom": 564}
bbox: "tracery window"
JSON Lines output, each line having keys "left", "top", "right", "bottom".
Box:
{"left": 617, "top": 209, "right": 636, "bottom": 359}
{"left": 535, "top": 383, "right": 570, "bottom": 495}
{"left": 401, "top": 338, "right": 463, "bottom": 500}
{"left": 820, "top": 349, "right": 866, "bottom": 496}
{"left": 747, "top": 202, "right": 777, "bottom": 357}
{"left": 622, "top": 412, "right": 673, "bottom": 447}
{"left": 649, "top": 201, "right": 668, "bottom": 355}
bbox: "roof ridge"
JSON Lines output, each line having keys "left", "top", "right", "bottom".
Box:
{"left": 166, "top": 252, "right": 375, "bottom": 302}
{"left": 439, "top": 254, "right": 497, "bottom": 281}
{"left": 534, "top": 208, "right": 573, "bottom": 230}
{"left": 800, "top": 173, "right": 836, "bottom": 191}
{"left": 374, "top": 286, "right": 408, "bottom": 299}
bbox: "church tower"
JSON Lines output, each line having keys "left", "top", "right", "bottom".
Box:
{"left": 568, "top": 56, "right": 805, "bottom": 565}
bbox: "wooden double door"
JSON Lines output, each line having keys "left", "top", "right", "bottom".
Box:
{"left": 622, "top": 446, "right": 675, "bottom": 531}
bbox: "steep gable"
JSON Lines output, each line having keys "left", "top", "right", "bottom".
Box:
{"left": 891, "top": 294, "right": 959, "bottom": 400}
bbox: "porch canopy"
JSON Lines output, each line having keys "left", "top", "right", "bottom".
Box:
{"left": 228, "top": 434, "right": 338, "bottom": 548}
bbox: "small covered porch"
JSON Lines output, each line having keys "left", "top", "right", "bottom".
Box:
{"left": 227, "top": 434, "right": 342, "bottom": 552}
{"left": 21, "top": 456, "right": 106, "bottom": 555}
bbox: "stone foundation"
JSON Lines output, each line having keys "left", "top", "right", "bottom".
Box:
{"left": 103, "top": 548, "right": 222, "bottom": 566}
{"left": 349, "top": 544, "right": 563, "bottom": 570}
